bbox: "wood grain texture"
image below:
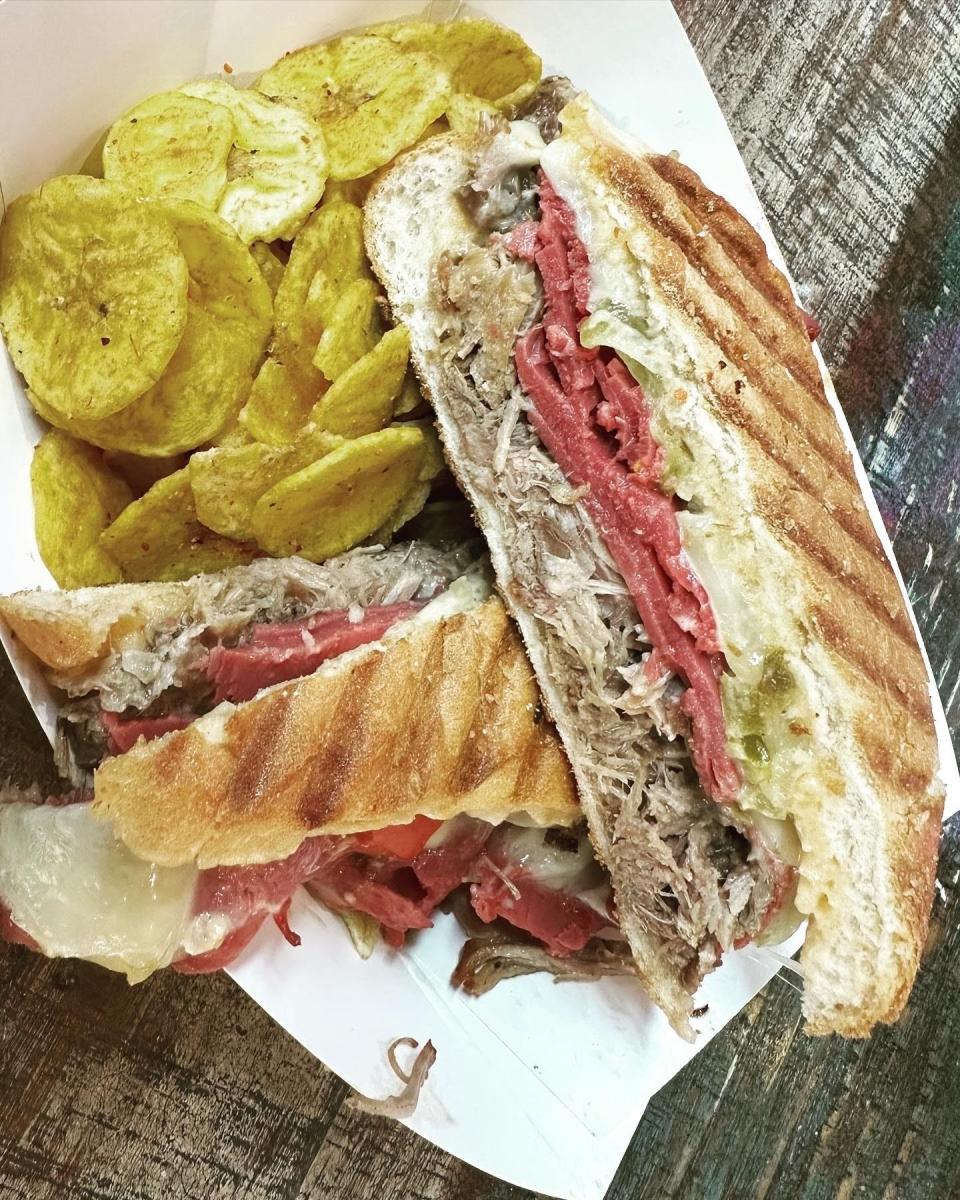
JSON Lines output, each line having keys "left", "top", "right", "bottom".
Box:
{"left": 1, "top": 1, "right": 959, "bottom": 1198}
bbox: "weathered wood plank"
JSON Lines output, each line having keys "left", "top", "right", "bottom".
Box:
{"left": 0, "top": 2, "right": 958, "bottom": 1198}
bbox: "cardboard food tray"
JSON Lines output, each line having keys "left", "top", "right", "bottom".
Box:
{"left": 0, "top": 3, "right": 956, "bottom": 1197}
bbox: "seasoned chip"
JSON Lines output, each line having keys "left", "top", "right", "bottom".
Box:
{"left": 274, "top": 201, "right": 368, "bottom": 388}
{"left": 28, "top": 204, "right": 273, "bottom": 456}
{"left": 180, "top": 80, "right": 328, "bottom": 244}
{"left": 395, "top": 370, "right": 425, "bottom": 416}
{"left": 446, "top": 92, "right": 499, "bottom": 135}
{"left": 257, "top": 35, "right": 451, "bottom": 180}
{"left": 368, "top": 419, "right": 444, "bottom": 545}
{"left": 313, "top": 325, "right": 409, "bottom": 437}
{"left": 211, "top": 422, "right": 254, "bottom": 447}
{"left": 372, "top": 18, "right": 540, "bottom": 109}
{"left": 250, "top": 241, "right": 286, "bottom": 296}
{"left": 160, "top": 200, "right": 273, "bottom": 353}
{"left": 312, "top": 278, "right": 382, "bottom": 382}
{"left": 190, "top": 443, "right": 298, "bottom": 540}
{"left": 102, "top": 91, "right": 235, "bottom": 209}
{"left": 408, "top": 418, "right": 446, "bottom": 482}
{"left": 31, "top": 430, "right": 132, "bottom": 588}
{"left": 252, "top": 425, "right": 429, "bottom": 560}
{"left": 239, "top": 357, "right": 315, "bottom": 445}
{"left": 0, "top": 176, "right": 189, "bottom": 418}
{"left": 30, "top": 303, "right": 252, "bottom": 456}
{"left": 369, "top": 481, "right": 432, "bottom": 546}
{"left": 100, "top": 467, "right": 254, "bottom": 582}
{"left": 104, "top": 450, "right": 187, "bottom": 497}
{"left": 190, "top": 426, "right": 341, "bottom": 540}
{"left": 322, "top": 174, "right": 376, "bottom": 207}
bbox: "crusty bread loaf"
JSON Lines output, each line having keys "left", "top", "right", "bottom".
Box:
{"left": 364, "top": 100, "right": 944, "bottom": 1036}
{"left": 93, "top": 596, "right": 579, "bottom": 867}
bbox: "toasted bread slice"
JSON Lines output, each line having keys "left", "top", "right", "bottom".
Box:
{"left": 364, "top": 99, "right": 943, "bottom": 1036}
{"left": 93, "top": 596, "right": 578, "bottom": 868}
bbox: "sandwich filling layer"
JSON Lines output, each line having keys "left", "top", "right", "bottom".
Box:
{"left": 0, "top": 793, "right": 616, "bottom": 981}
{"left": 51, "top": 544, "right": 473, "bottom": 772}
{"left": 425, "top": 102, "right": 802, "bottom": 996}
{"left": 513, "top": 176, "right": 739, "bottom": 802}
{"left": 0, "top": 545, "right": 618, "bottom": 982}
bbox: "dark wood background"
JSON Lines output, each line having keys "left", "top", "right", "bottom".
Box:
{"left": 2, "top": 1, "right": 959, "bottom": 1197}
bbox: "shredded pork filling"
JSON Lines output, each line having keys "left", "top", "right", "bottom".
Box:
{"left": 53, "top": 543, "right": 476, "bottom": 773}
{"left": 432, "top": 96, "right": 785, "bottom": 987}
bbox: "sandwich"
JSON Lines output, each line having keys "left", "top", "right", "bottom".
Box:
{"left": 364, "top": 84, "right": 944, "bottom": 1037}
{"left": 0, "top": 542, "right": 627, "bottom": 983}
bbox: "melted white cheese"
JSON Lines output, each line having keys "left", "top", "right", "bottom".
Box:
{"left": 0, "top": 802, "right": 206, "bottom": 982}
{"left": 496, "top": 825, "right": 611, "bottom": 918}
{"left": 404, "top": 572, "right": 491, "bottom": 629}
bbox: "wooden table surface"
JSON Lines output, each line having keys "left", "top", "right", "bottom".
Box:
{"left": 3, "top": 2, "right": 960, "bottom": 1198}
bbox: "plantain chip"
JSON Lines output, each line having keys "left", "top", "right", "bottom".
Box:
{"left": 161, "top": 200, "right": 273, "bottom": 349}
{"left": 179, "top": 80, "right": 328, "bottom": 244}
{"left": 371, "top": 18, "right": 541, "bottom": 110}
{"left": 274, "top": 201, "right": 369, "bottom": 389}
{"left": 252, "top": 425, "right": 430, "bottom": 561}
{"left": 250, "top": 241, "right": 285, "bottom": 296}
{"left": 257, "top": 35, "right": 451, "bottom": 180}
{"left": 27, "top": 203, "right": 273, "bottom": 456}
{"left": 210, "top": 421, "right": 254, "bottom": 447}
{"left": 321, "top": 174, "right": 376, "bottom": 207}
{"left": 189, "top": 425, "right": 342, "bottom": 540}
{"left": 446, "top": 92, "right": 499, "bottom": 135}
{"left": 99, "top": 467, "right": 255, "bottom": 582}
{"left": 31, "top": 430, "right": 133, "bottom": 588}
{"left": 239, "top": 357, "right": 315, "bottom": 445}
{"left": 312, "top": 278, "right": 382, "bottom": 382}
{"left": 102, "top": 91, "right": 235, "bottom": 209}
{"left": 313, "top": 325, "right": 409, "bottom": 437}
{"left": 408, "top": 418, "right": 446, "bottom": 482}
{"left": 368, "top": 419, "right": 444, "bottom": 545}
{"left": 0, "top": 176, "right": 189, "bottom": 419}
{"left": 368, "top": 482, "right": 432, "bottom": 547}
{"left": 104, "top": 450, "right": 188, "bottom": 497}
{"left": 395, "top": 370, "right": 425, "bottom": 416}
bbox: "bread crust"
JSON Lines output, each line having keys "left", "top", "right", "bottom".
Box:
{"left": 364, "top": 103, "right": 944, "bottom": 1037}
{"left": 0, "top": 583, "right": 189, "bottom": 672}
{"left": 93, "top": 598, "right": 579, "bottom": 868}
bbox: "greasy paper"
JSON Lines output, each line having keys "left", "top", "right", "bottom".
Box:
{"left": 0, "top": 3, "right": 956, "bottom": 1198}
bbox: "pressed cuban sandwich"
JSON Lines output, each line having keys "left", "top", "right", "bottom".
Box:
{"left": 0, "top": 543, "right": 630, "bottom": 983}
{"left": 364, "top": 84, "right": 944, "bottom": 1037}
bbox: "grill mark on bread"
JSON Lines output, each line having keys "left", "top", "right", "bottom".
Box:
{"left": 394, "top": 623, "right": 446, "bottom": 798}
{"left": 647, "top": 154, "right": 797, "bottom": 318}
{"left": 708, "top": 383, "right": 896, "bottom": 582}
{"left": 754, "top": 484, "right": 918, "bottom": 649}
{"left": 89, "top": 598, "right": 580, "bottom": 866}
{"left": 298, "top": 654, "right": 379, "bottom": 827}
{"left": 595, "top": 151, "right": 922, "bottom": 655}
{"left": 225, "top": 688, "right": 295, "bottom": 815}
{"left": 450, "top": 616, "right": 515, "bottom": 795}
{"left": 701, "top": 314, "right": 856, "bottom": 486}
{"left": 810, "top": 604, "right": 931, "bottom": 724}
{"left": 855, "top": 721, "right": 934, "bottom": 798}
{"left": 601, "top": 149, "right": 825, "bottom": 401}
{"left": 594, "top": 152, "right": 862, "bottom": 487}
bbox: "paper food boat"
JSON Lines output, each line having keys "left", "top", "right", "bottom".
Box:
{"left": 1, "top": 3, "right": 956, "bottom": 1198}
